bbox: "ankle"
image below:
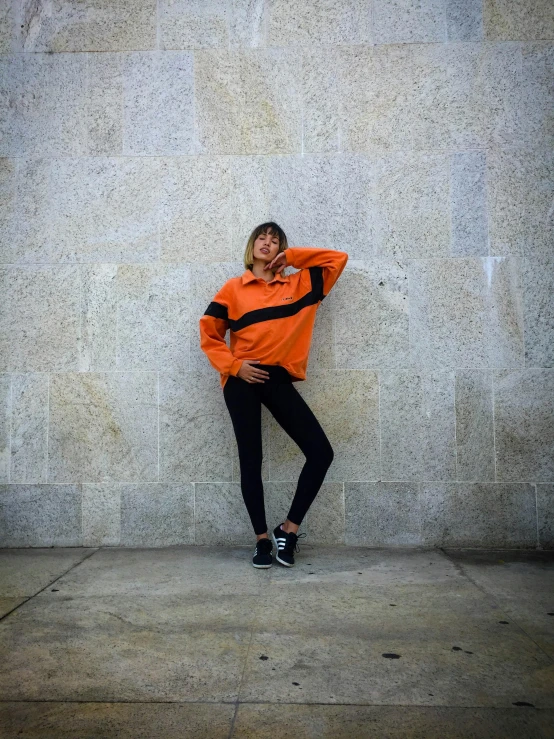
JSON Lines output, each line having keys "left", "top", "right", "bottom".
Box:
{"left": 281, "top": 521, "right": 299, "bottom": 535}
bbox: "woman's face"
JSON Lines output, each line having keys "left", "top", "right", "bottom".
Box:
{"left": 253, "top": 230, "right": 280, "bottom": 263}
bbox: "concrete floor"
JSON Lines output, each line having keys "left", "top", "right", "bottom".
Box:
{"left": 0, "top": 546, "right": 553, "bottom": 738}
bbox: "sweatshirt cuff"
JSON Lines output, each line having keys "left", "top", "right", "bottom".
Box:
{"left": 229, "top": 358, "right": 243, "bottom": 377}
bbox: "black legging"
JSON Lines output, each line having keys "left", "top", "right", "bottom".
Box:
{"left": 223, "top": 364, "right": 334, "bottom": 535}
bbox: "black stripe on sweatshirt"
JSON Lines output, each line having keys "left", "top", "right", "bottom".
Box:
{"left": 203, "top": 266, "right": 325, "bottom": 330}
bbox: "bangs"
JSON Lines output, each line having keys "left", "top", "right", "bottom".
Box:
{"left": 253, "top": 221, "right": 286, "bottom": 246}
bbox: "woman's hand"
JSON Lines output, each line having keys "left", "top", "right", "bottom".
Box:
{"left": 265, "top": 251, "right": 287, "bottom": 274}
{"left": 237, "top": 360, "right": 271, "bottom": 384}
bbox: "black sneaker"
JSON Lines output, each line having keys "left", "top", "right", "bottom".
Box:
{"left": 271, "top": 523, "right": 307, "bottom": 567}
{"left": 252, "top": 537, "right": 273, "bottom": 568}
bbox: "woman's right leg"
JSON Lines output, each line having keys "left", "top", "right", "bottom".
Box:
{"left": 222, "top": 376, "right": 268, "bottom": 536}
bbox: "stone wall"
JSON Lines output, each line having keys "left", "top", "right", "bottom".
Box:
{"left": 0, "top": 1, "right": 552, "bottom": 548}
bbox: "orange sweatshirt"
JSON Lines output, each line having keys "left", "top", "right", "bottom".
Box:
{"left": 199, "top": 246, "right": 349, "bottom": 389}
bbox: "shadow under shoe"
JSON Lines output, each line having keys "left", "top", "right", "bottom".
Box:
{"left": 272, "top": 523, "right": 307, "bottom": 567}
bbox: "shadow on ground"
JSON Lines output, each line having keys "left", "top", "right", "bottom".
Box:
{"left": 0, "top": 546, "right": 553, "bottom": 738}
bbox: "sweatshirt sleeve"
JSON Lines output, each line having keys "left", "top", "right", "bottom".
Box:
{"left": 199, "top": 282, "right": 243, "bottom": 378}
{"left": 284, "top": 246, "right": 349, "bottom": 298}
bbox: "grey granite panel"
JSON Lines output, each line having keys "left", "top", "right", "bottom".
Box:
{"left": 49, "top": 157, "right": 160, "bottom": 263}
{"left": 116, "top": 264, "right": 190, "bottom": 371}
{"left": 123, "top": 51, "right": 196, "bottom": 156}
{"left": 484, "top": 1, "right": 554, "bottom": 41}
{"left": 83, "top": 52, "right": 125, "bottom": 156}
{"left": 0, "top": 54, "right": 88, "bottom": 157}
{"left": 0, "top": 266, "right": 81, "bottom": 372}
{"left": 455, "top": 370, "right": 495, "bottom": 482}
{"left": 48, "top": 372, "right": 158, "bottom": 483}
{"left": 80, "top": 264, "right": 192, "bottom": 371}
{"left": 194, "top": 48, "right": 302, "bottom": 155}
{"left": 372, "top": 152, "right": 450, "bottom": 259}
{"left": 380, "top": 371, "right": 457, "bottom": 482}
{"left": 304, "top": 482, "right": 345, "bottom": 544}
{"left": 0, "top": 1, "right": 14, "bottom": 54}
{"left": 0, "top": 54, "right": 115, "bottom": 160}
{"left": 523, "top": 255, "right": 554, "bottom": 368}
{"left": 0, "top": 702, "right": 233, "bottom": 739}
{"left": 159, "top": 371, "right": 234, "bottom": 483}
{"left": 334, "top": 259, "right": 410, "bottom": 369}
{"left": 0, "top": 157, "right": 52, "bottom": 263}
{"left": 267, "top": 156, "right": 345, "bottom": 253}
{"left": 494, "top": 369, "right": 554, "bottom": 482}
{"left": 339, "top": 155, "right": 377, "bottom": 259}
{"left": 0, "top": 548, "right": 94, "bottom": 597}
{"left": 373, "top": 0, "right": 446, "bottom": 44}
{"left": 488, "top": 148, "right": 554, "bottom": 258}
{"left": 520, "top": 42, "right": 554, "bottom": 147}
{"left": 446, "top": 0, "right": 483, "bottom": 41}
{"left": 0, "top": 53, "right": 123, "bottom": 158}
{"left": 230, "top": 156, "right": 270, "bottom": 258}
{"left": 15, "top": 0, "right": 156, "bottom": 52}
{"left": 0, "top": 157, "right": 18, "bottom": 264}
{"left": 80, "top": 264, "right": 118, "bottom": 372}
{"left": 195, "top": 482, "right": 253, "bottom": 543}
{"left": 337, "top": 45, "right": 412, "bottom": 152}
{"left": 300, "top": 48, "right": 341, "bottom": 153}
{"left": 345, "top": 482, "right": 421, "bottom": 546}
{"left": 409, "top": 257, "right": 524, "bottom": 369}
{"left": 160, "top": 156, "right": 232, "bottom": 262}
{"left": 120, "top": 483, "right": 194, "bottom": 546}
{"left": 82, "top": 483, "right": 121, "bottom": 547}
{"left": 450, "top": 151, "right": 488, "bottom": 257}
{"left": 268, "top": 154, "right": 374, "bottom": 258}
{"left": 411, "top": 43, "right": 522, "bottom": 152}
{"left": 229, "top": 0, "right": 266, "bottom": 48}
{"left": 159, "top": 0, "right": 229, "bottom": 50}
{"left": 420, "top": 483, "right": 537, "bottom": 547}
{"left": 537, "top": 484, "right": 554, "bottom": 549}
{"left": 10, "top": 373, "right": 48, "bottom": 484}
{"left": 267, "top": 0, "right": 371, "bottom": 46}
{"left": 0, "top": 374, "right": 9, "bottom": 483}
{"left": 0, "top": 57, "right": 15, "bottom": 154}
{"left": 0, "top": 484, "right": 82, "bottom": 547}
{"left": 270, "top": 371, "right": 380, "bottom": 483}
{"left": 3, "top": 156, "right": 159, "bottom": 263}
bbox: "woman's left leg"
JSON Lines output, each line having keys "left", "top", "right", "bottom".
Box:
{"left": 261, "top": 383, "right": 334, "bottom": 526}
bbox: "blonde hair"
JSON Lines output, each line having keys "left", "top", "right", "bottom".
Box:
{"left": 243, "top": 222, "right": 289, "bottom": 274}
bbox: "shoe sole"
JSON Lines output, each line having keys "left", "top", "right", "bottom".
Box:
{"left": 272, "top": 530, "right": 294, "bottom": 567}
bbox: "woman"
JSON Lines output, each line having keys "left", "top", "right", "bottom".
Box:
{"left": 199, "top": 222, "right": 348, "bottom": 569}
